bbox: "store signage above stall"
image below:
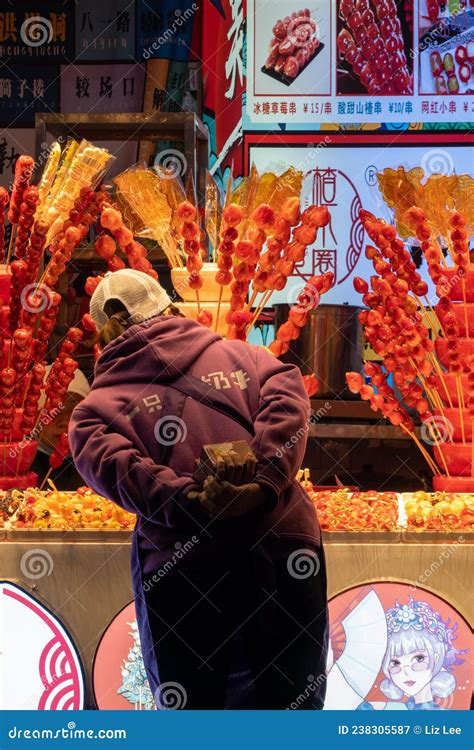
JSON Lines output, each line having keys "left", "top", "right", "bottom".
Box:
{"left": 247, "top": 0, "right": 474, "bottom": 124}
{"left": 246, "top": 131, "right": 474, "bottom": 306}
{"left": 75, "top": 0, "right": 136, "bottom": 61}
{"left": 0, "top": 1, "right": 75, "bottom": 61}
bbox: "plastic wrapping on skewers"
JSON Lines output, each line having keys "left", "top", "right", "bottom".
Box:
{"left": 114, "top": 165, "right": 182, "bottom": 267}
{"left": 42, "top": 140, "right": 115, "bottom": 245}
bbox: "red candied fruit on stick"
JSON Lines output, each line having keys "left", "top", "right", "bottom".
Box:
{"left": 176, "top": 201, "right": 197, "bottom": 222}
{"left": 251, "top": 204, "right": 276, "bottom": 231}
{"left": 301, "top": 205, "right": 330, "bottom": 228}
{"left": 346, "top": 372, "right": 363, "bottom": 394}
{"left": 100, "top": 207, "right": 122, "bottom": 231}
{"left": 353, "top": 276, "right": 369, "bottom": 294}
{"left": 197, "top": 310, "right": 213, "bottom": 328}
{"left": 302, "top": 374, "right": 318, "bottom": 397}
{"left": 223, "top": 203, "right": 244, "bottom": 228}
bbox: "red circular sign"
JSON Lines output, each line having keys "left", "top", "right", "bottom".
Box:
{"left": 93, "top": 600, "right": 155, "bottom": 710}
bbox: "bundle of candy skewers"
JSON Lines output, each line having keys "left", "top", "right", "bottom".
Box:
{"left": 0, "top": 142, "right": 334, "bottom": 490}
{"left": 346, "top": 167, "right": 474, "bottom": 492}
{"left": 111, "top": 162, "right": 334, "bottom": 344}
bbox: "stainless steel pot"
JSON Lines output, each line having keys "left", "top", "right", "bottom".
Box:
{"left": 273, "top": 303, "right": 364, "bottom": 399}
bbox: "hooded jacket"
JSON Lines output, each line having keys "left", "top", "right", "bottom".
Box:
{"left": 69, "top": 316, "right": 320, "bottom": 574}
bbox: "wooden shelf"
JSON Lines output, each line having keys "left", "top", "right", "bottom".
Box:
{"left": 308, "top": 423, "right": 419, "bottom": 440}
{"left": 310, "top": 398, "right": 376, "bottom": 421}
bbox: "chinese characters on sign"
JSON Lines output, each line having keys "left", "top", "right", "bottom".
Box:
{"left": 0, "top": 67, "right": 59, "bottom": 127}
{"left": 225, "top": 0, "right": 244, "bottom": 100}
{"left": 75, "top": 0, "right": 136, "bottom": 60}
{"left": 60, "top": 64, "right": 145, "bottom": 114}
{"left": 0, "top": 3, "right": 74, "bottom": 60}
{"left": 246, "top": 0, "right": 474, "bottom": 125}
{"left": 137, "top": 0, "right": 197, "bottom": 62}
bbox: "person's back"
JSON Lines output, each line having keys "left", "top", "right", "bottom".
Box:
{"left": 69, "top": 269, "right": 327, "bottom": 710}
{"left": 71, "top": 315, "right": 320, "bottom": 573}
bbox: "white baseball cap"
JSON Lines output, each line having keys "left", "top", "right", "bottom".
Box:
{"left": 89, "top": 269, "right": 172, "bottom": 329}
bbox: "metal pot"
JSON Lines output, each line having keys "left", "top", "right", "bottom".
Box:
{"left": 273, "top": 303, "right": 364, "bottom": 399}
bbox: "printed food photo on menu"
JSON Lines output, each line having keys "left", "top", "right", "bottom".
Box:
{"left": 337, "top": 0, "right": 414, "bottom": 95}
{"left": 254, "top": 1, "right": 331, "bottom": 94}
{"left": 419, "top": 0, "right": 474, "bottom": 94}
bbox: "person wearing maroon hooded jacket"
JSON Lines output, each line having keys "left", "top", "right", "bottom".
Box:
{"left": 69, "top": 269, "right": 327, "bottom": 710}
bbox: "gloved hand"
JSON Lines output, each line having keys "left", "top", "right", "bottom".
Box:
{"left": 188, "top": 476, "right": 266, "bottom": 520}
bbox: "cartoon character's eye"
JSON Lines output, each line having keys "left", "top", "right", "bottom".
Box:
{"left": 390, "top": 659, "right": 400, "bottom": 668}
{"left": 414, "top": 654, "right": 426, "bottom": 662}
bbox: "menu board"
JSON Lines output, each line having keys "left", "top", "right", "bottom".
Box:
{"left": 247, "top": 0, "right": 474, "bottom": 124}
{"left": 246, "top": 131, "right": 474, "bottom": 305}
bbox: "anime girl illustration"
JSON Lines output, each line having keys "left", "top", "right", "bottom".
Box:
{"left": 359, "top": 598, "right": 467, "bottom": 711}
{"left": 325, "top": 588, "right": 468, "bottom": 711}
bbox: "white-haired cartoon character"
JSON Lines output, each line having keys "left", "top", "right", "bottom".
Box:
{"left": 325, "top": 590, "right": 467, "bottom": 711}
{"left": 358, "top": 597, "right": 467, "bottom": 711}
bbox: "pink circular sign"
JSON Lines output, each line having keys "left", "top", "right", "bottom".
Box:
{"left": 1, "top": 581, "right": 85, "bottom": 710}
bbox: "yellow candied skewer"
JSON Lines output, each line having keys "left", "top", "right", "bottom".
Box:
{"left": 45, "top": 142, "right": 114, "bottom": 244}
{"left": 36, "top": 142, "right": 61, "bottom": 218}
{"left": 114, "top": 167, "right": 183, "bottom": 267}
{"left": 41, "top": 139, "right": 80, "bottom": 224}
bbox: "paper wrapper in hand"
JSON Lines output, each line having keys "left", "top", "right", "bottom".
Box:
{"left": 193, "top": 441, "right": 256, "bottom": 486}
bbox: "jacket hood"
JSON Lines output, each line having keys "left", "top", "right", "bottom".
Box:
{"left": 92, "top": 316, "right": 221, "bottom": 388}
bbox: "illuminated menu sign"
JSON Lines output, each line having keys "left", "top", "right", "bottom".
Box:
{"left": 247, "top": 0, "right": 474, "bottom": 124}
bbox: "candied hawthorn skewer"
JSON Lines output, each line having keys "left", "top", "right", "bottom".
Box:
{"left": 175, "top": 200, "right": 203, "bottom": 313}
{"left": 248, "top": 203, "right": 331, "bottom": 340}
{"left": 449, "top": 211, "right": 470, "bottom": 337}
{"left": 6, "top": 155, "right": 34, "bottom": 266}
{"left": 346, "top": 369, "right": 441, "bottom": 475}
{"left": 214, "top": 203, "right": 246, "bottom": 332}
{"left": 14, "top": 186, "right": 39, "bottom": 261}
{"left": 227, "top": 205, "right": 274, "bottom": 340}
{"left": 40, "top": 432, "right": 70, "bottom": 490}
{"left": 268, "top": 273, "right": 332, "bottom": 356}
{"left": 0, "top": 187, "right": 9, "bottom": 264}
{"left": 100, "top": 205, "right": 156, "bottom": 277}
